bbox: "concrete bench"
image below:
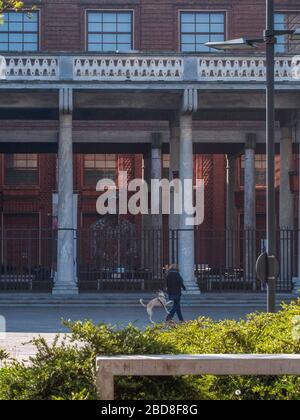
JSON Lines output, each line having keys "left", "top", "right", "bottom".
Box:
{"left": 96, "top": 354, "right": 300, "bottom": 400}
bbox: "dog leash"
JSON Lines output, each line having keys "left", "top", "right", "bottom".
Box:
{"left": 158, "top": 298, "right": 166, "bottom": 308}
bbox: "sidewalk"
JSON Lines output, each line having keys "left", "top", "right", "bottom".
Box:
{"left": 0, "top": 305, "right": 262, "bottom": 362}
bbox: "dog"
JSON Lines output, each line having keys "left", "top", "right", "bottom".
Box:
{"left": 140, "top": 291, "right": 173, "bottom": 324}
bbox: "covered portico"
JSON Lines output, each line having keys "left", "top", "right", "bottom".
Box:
{"left": 0, "top": 54, "right": 299, "bottom": 295}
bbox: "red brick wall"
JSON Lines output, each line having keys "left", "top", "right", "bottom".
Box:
{"left": 22, "top": 0, "right": 300, "bottom": 53}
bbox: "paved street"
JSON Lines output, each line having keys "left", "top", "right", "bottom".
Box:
{"left": 0, "top": 306, "right": 263, "bottom": 362}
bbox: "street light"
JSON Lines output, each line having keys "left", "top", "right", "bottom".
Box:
{"left": 206, "top": 0, "right": 300, "bottom": 313}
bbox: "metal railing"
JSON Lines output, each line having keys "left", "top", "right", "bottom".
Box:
{"left": 0, "top": 228, "right": 297, "bottom": 293}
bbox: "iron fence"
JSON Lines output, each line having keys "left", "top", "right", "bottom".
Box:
{"left": 0, "top": 228, "right": 297, "bottom": 293}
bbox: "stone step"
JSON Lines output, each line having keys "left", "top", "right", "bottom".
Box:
{"left": 0, "top": 293, "right": 295, "bottom": 308}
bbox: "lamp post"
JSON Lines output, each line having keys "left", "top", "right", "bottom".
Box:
{"left": 206, "top": 0, "right": 300, "bottom": 313}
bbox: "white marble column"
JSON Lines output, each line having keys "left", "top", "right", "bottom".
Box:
{"left": 226, "top": 155, "right": 237, "bottom": 268}
{"left": 53, "top": 88, "right": 78, "bottom": 295}
{"left": 169, "top": 118, "right": 180, "bottom": 264}
{"left": 151, "top": 134, "right": 163, "bottom": 278}
{"left": 151, "top": 133, "right": 163, "bottom": 230}
{"left": 280, "top": 127, "right": 294, "bottom": 288}
{"left": 179, "top": 113, "right": 198, "bottom": 293}
{"left": 244, "top": 134, "right": 256, "bottom": 289}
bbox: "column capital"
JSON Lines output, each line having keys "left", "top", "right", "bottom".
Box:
{"left": 181, "top": 88, "right": 198, "bottom": 114}
{"left": 245, "top": 133, "right": 256, "bottom": 150}
{"left": 59, "top": 87, "right": 73, "bottom": 115}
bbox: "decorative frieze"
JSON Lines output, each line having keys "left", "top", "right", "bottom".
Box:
{"left": 3, "top": 57, "right": 59, "bottom": 80}
{"left": 198, "top": 56, "right": 298, "bottom": 82}
{"left": 73, "top": 56, "right": 184, "bottom": 81}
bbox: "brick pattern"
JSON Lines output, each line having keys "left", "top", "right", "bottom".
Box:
{"left": 2, "top": 0, "right": 293, "bottom": 232}
{"left": 21, "top": 0, "right": 300, "bottom": 53}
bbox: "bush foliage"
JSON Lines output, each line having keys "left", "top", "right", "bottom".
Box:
{"left": 0, "top": 299, "right": 299, "bottom": 400}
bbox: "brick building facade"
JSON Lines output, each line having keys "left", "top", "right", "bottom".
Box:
{"left": 0, "top": 0, "right": 299, "bottom": 293}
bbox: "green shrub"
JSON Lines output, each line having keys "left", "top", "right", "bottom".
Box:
{"left": 0, "top": 348, "right": 9, "bottom": 361}
{"left": 0, "top": 299, "right": 299, "bottom": 400}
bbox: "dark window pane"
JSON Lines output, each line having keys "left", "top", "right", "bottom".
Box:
{"left": 210, "top": 23, "right": 224, "bottom": 33}
{"left": 24, "top": 33, "right": 37, "bottom": 43}
{"left": 196, "top": 34, "right": 209, "bottom": 44}
{"left": 103, "top": 23, "right": 117, "bottom": 32}
{"left": 118, "top": 23, "right": 132, "bottom": 33}
{"left": 9, "top": 43, "right": 22, "bottom": 51}
{"left": 24, "top": 22, "right": 38, "bottom": 32}
{"left": 117, "top": 44, "right": 131, "bottom": 51}
{"left": 0, "top": 22, "right": 8, "bottom": 31}
{"left": 117, "top": 34, "right": 131, "bottom": 43}
{"left": 196, "top": 13, "right": 210, "bottom": 23}
{"left": 118, "top": 13, "right": 132, "bottom": 23}
{"left": 210, "top": 34, "right": 225, "bottom": 42}
{"left": 0, "top": 34, "right": 8, "bottom": 42}
{"left": 88, "top": 23, "right": 101, "bottom": 33}
{"left": 89, "top": 13, "right": 102, "bottom": 23}
{"left": 181, "top": 12, "right": 225, "bottom": 53}
{"left": 5, "top": 154, "right": 38, "bottom": 186}
{"left": 0, "top": 11, "right": 39, "bottom": 52}
{"left": 87, "top": 11, "right": 133, "bottom": 52}
{"left": 211, "top": 14, "right": 225, "bottom": 23}
{"left": 182, "top": 23, "right": 195, "bottom": 33}
{"left": 196, "top": 43, "right": 210, "bottom": 52}
{"left": 275, "top": 12, "right": 300, "bottom": 53}
{"left": 10, "top": 22, "right": 22, "bottom": 31}
{"left": 9, "top": 13, "right": 22, "bottom": 22}
{"left": 182, "top": 34, "right": 195, "bottom": 44}
{"left": 89, "top": 43, "right": 103, "bottom": 52}
{"left": 103, "top": 13, "right": 117, "bottom": 23}
{"left": 181, "top": 13, "right": 195, "bottom": 23}
{"left": 196, "top": 23, "right": 210, "bottom": 33}
{"left": 88, "top": 34, "right": 102, "bottom": 43}
{"left": 23, "top": 43, "right": 37, "bottom": 51}
{"left": 182, "top": 43, "right": 195, "bottom": 52}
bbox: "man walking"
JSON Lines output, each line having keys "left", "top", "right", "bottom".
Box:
{"left": 165, "top": 264, "right": 186, "bottom": 322}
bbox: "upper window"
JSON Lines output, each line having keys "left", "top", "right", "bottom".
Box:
{"left": 87, "top": 11, "right": 133, "bottom": 52}
{"left": 5, "top": 154, "right": 38, "bottom": 185}
{"left": 275, "top": 13, "right": 300, "bottom": 54}
{"left": 162, "top": 155, "right": 170, "bottom": 179}
{"left": 84, "top": 154, "right": 117, "bottom": 186}
{"left": 0, "top": 11, "right": 39, "bottom": 52}
{"left": 180, "top": 12, "right": 225, "bottom": 53}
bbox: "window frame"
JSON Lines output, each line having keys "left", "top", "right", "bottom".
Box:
{"left": 179, "top": 10, "right": 227, "bottom": 53}
{"left": 4, "top": 153, "right": 39, "bottom": 187}
{"left": 274, "top": 11, "right": 300, "bottom": 54}
{"left": 0, "top": 9, "right": 40, "bottom": 53}
{"left": 83, "top": 154, "right": 117, "bottom": 186}
{"left": 85, "top": 9, "right": 134, "bottom": 53}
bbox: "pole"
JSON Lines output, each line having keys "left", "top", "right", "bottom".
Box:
{"left": 266, "top": 0, "right": 276, "bottom": 312}
{"left": 298, "top": 130, "right": 300, "bottom": 289}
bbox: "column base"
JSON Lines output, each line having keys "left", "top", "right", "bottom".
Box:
{"left": 184, "top": 281, "right": 201, "bottom": 295}
{"left": 52, "top": 283, "right": 79, "bottom": 296}
{"left": 292, "top": 277, "right": 300, "bottom": 295}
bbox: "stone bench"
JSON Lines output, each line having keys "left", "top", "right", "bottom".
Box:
{"left": 96, "top": 354, "right": 300, "bottom": 400}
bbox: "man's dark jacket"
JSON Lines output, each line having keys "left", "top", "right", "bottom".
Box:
{"left": 166, "top": 269, "right": 186, "bottom": 295}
